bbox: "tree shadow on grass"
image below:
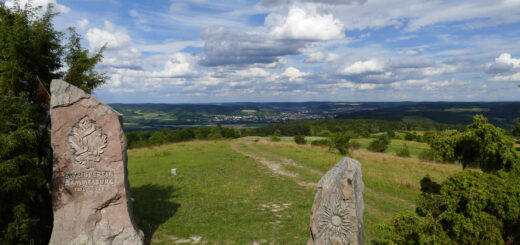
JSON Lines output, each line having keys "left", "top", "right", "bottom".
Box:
{"left": 131, "top": 184, "right": 180, "bottom": 245}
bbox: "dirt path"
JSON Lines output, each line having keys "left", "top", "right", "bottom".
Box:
{"left": 246, "top": 143, "right": 324, "bottom": 177}
{"left": 230, "top": 140, "right": 319, "bottom": 189}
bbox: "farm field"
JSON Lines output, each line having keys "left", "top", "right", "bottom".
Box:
{"left": 128, "top": 138, "right": 462, "bottom": 244}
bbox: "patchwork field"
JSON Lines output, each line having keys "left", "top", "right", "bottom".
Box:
{"left": 128, "top": 138, "right": 462, "bottom": 244}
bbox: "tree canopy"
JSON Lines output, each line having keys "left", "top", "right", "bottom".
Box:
{"left": 0, "top": 3, "right": 106, "bottom": 243}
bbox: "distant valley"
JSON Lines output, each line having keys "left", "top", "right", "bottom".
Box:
{"left": 111, "top": 101, "right": 520, "bottom": 131}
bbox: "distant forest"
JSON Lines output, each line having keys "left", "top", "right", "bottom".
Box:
{"left": 125, "top": 118, "right": 461, "bottom": 148}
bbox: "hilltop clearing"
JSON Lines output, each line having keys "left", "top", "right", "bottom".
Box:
{"left": 128, "top": 138, "right": 460, "bottom": 244}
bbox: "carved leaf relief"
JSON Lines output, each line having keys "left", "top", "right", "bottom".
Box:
{"left": 68, "top": 116, "right": 108, "bottom": 169}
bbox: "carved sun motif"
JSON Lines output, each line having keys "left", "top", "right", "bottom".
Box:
{"left": 68, "top": 116, "right": 108, "bottom": 169}
{"left": 317, "top": 196, "right": 355, "bottom": 244}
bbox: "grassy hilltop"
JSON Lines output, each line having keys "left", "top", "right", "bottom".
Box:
{"left": 128, "top": 137, "right": 461, "bottom": 244}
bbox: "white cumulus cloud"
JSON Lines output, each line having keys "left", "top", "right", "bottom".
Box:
{"left": 495, "top": 53, "right": 520, "bottom": 68}
{"left": 342, "top": 58, "right": 386, "bottom": 75}
{"left": 488, "top": 72, "right": 520, "bottom": 82}
{"left": 280, "top": 67, "right": 311, "bottom": 81}
{"left": 267, "top": 6, "right": 345, "bottom": 41}
{"left": 152, "top": 53, "right": 198, "bottom": 77}
{"left": 86, "top": 21, "right": 132, "bottom": 51}
{"left": 304, "top": 52, "right": 325, "bottom": 63}
{"left": 76, "top": 19, "right": 89, "bottom": 31}
{"left": 325, "top": 53, "right": 340, "bottom": 62}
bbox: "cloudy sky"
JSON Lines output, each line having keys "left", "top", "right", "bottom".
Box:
{"left": 5, "top": 0, "right": 520, "bottom": 103}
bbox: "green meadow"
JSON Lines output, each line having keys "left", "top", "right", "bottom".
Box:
{"left": 128, "top": 138, "right": 461, "bottom": 244}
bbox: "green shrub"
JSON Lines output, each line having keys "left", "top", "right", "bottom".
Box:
{"left": 380, "top": 171, "right": 520, "bottom": 244}
{"left": 386, "top": 130, "right": 396, "bottom": 139}
{"left": 360, "top": 131, "right": 370, "bottom": 138}
{"left": 418, "top": 149, "right": 435, "bottom": 161}
{"left": 270, "top": 129, "right": 282, "bottom": 142}
{"left": 368, "top": 135, "right": 390, "bottom": 152}
{"left": 329, "top": 132, "right": 351, "bottom": 155}
{"left": 350, "top": 140, "right": 361, "bottom": 150}
{"left": 404, "top": 132, "right": 416, "bottom": 141}
{"left": 513, "top": 120, "right": 520, "bottom": 138}
{"left": 429, "top": 129, "right": 460, "bottom": 163}
{"left": 318, "top": 130, "right": 331, "bottom": 137}
{"left": 379, "top": 116, "right": 520, "bottom": 244}
{"left": 311, "top": 139, "right": 330, "bottom": 147}
{"left": 270, "top": 135, "right": 281, "bottom": 142}
{"left": 294, "top": 135, "right": 306, "bottom": 144}
{"left": 454, "top": 115, "right": 518, "bottom": 172}
{"left": 396, "top": 143, "right": 410, "bottom": 157}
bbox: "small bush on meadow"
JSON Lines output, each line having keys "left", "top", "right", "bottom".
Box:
{"left": 329, "top": 132, "right": 352, "bottom": 155}
{"left": 386, "top": 130, "right": 396, "bottom": 139}
{"left": 368, "top": 135, "right": 390, "bottom": 152}
{"left": 270, "top": 129, "right": 282, "bottom": 142}
{"left": 418, "top": 149, "right": 435, "bottom": 161}
{"left": 396, "top": 143, "right": 410, "bottom": 157}
{"left": 350, "top": 140, "right": 361, "bottom": 150}
{"left": 318, "top": 130, "right": 331, "bottom": 137}
{"left": 294, "top": 135, "right": 306, "bottom": 144}
{"left": 311, "top": 139, "right": 330, "bottom": 147}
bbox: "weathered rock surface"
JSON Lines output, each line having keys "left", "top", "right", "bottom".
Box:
{"left": 49, "top": 79, "right": 144, "bottom": 245}
{"left": 308, "top": 157, "right": 365, "bottom": 245}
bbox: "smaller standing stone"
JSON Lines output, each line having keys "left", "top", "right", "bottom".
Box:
{"left": 308, "top": 157, "right": 365, "bottom": 245}
{"left": 171, "top": 168, "right": 178, "bottom": 175}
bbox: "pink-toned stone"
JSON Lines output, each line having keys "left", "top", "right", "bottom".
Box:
{"left": 49, "top": 80, "right": 143, "bottom": 245}
{"left": 308, "top": 157, "right": 364, "bottom": 245}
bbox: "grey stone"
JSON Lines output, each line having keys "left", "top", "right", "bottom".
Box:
{"left": 308, "top": 157, "right": 365, "bottom": 245}
{"left": 49, "top": 79, "right": 143, "bottom": 245}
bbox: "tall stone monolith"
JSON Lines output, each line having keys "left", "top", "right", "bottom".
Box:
{"left": 49, "top": 79, "right": 144, "bottom": 245}
{"left": 308, "top": 157, "right": 365, "bottom": 245}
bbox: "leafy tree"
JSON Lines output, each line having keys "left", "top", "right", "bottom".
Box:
{"left": 63, "top": 27, "right": 106, "bottom": 93}
{"left": 350, "top": 140, "right": 361, "bottom": 150}
{"left": 311, "top": 139, "right": 330, "bottom": 147}
{"left": 418, "top": 149, "right": 435, "bottom": 162}
{"left": 317, "top": 129, "right": 331, "bottom": 137}
{"left": 329, "top": 132, "right": 351, "bottom": 155}
{"left": 422, "top": 130, "right": 438, "bottom": 144}
{"left": 208, "top": 125, "right": 223, "bottom": 139}
{"left": 429, "top": 130, "right": 461, "bottom": 163}
{"left": 512, "top": 120, "right": 520, "bottom": 138}
{"left": 386, "top": 130, "right": 396, "bottom": 139}
{"left": 404, "top": 132, "right": 416, "bottom": 141}
{"left": 396, "top": 143, "right": 410, "bottom": 157}
{"left": 454, "top": 115, "right": 518, "bottom": 172}
{"left": 368, "top": 134, "right": 390, "bottom": 152}
{"left": 0, "top": 4, "right": 106, "bottom": 243}
{"left": 294, "top": 135, "right": 306, "bottom": 144}
{"left": 270, "top": 129, "right": 281, "bottom": 142}
{"left": 149, "top": 129, "right": 171, "bottom": 145}
{"left": 223, "top": 128, "right": 240, "bottom": 139}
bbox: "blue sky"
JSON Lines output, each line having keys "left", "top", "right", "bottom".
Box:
{"left": 4, "top": 0, "right": 520, "bottom": 103}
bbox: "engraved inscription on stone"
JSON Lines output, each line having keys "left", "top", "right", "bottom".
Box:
{"left": 317, "top": 195, "right": 355, "bottom": 245}
{"left": 64, "top": 171, "right": 115, "bottom": 192}
{"left": 50, "top": 79, "right": 144, "bottom": 244}
{"left": 68, "top": 116, "right": 108, "bottom": 169}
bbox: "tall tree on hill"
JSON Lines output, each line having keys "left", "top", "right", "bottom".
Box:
{"left": 0, "top": 3, "right": 106, "bottom": 243}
